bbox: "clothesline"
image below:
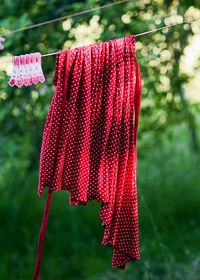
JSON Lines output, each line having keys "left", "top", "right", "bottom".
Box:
{"left": 0, "top": 0, "right": 129, "bottom": 37}
{"left": 41, "top": 19, "right": 195, "bottom": 57}
{"left": 0, "top": 0, "right": 197, "bottom": 62}
{"left": 0, "top": 19, "right": 195, "bottom": 63}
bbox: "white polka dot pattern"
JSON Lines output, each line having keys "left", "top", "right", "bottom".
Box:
{"left": 37, "top": 34, "right": 142, "bottom": 269}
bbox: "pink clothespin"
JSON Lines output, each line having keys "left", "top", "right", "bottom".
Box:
{"left": 8, "top": 52, "right": 45, "bottom": 87}
{"left": 25, "top": 54, "right": 33, "bottom": 86}
{"left": 29, "top": 53, "right": 38, "bottom": 85}
{"left": 16, "top": 55, "right": 24, "bottom": 87}
{"left": 0, "top": 37, "right": 5, "bottom": 50}
{"left": 23, "top": 55, "right": 30, "bottom": 86}
{"left": 36, "top": 52, "right": 45, "bottom": 83}
{"left": 8, "top": 56, "right": 19, "bottom": 87}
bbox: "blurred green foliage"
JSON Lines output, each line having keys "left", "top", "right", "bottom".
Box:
{"left": 0, "top": 0, "right": 200, "bottom": 279}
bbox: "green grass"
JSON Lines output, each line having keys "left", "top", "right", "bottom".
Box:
{"left": 0, "top": 120, "right": 200, "bottom": 280}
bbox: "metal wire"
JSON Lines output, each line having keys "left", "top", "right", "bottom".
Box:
{"left": 40, "top": 19, "right": 195, "bottom": 57}
{"left": 135, "top": 19, "right": 194, "bottom": 37}
{"left": 0, "top": 0, "right": 129, "bottom": 36}
{"left": 0, "top": 19, "right": 197, "bottom": 62}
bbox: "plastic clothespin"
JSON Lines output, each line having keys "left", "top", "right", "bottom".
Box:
{"left": 29, "top": 53, "right": 38, "bottom": 85}
{"left": 8, "top": 56, "right": 19, "bottom": 87}
{"left": 8, "top": 52, "right": 45, "bottom": 87}
{"left": 25, "top": 54, "right": 33, "bottom": 86}
{"left": 22, "top": 55, "right": 29, "bottom": 86}
{"left": 15, "top": 56, "right": 23, "bottom": 87}
{"left": 35, "top": 52, "right": 45, "bottom": 84}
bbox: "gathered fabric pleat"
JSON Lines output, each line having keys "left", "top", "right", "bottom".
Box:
{"left": 36, "top": 34, "right": 141, "bottom": 271}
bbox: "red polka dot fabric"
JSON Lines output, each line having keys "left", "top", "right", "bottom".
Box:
{"left": 38, "top": 34, "right": 142, "bottom": 270}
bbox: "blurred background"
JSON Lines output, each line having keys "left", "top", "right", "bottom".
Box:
{"left": 0, "top": 0, "right": 200, "bottom": 279}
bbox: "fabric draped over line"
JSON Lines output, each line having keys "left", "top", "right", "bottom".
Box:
{"left": 34, "top": 34, "right": 142, "bottom": 275}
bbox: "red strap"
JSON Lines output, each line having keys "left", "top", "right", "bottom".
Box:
{"left": 33, "top": 190, "right": 53, "bottom": 280}
{"left": 134, "top": 57, "right": 142, "bottom": 145}
{"left": 133, "top": 57, "right": 142, "bottom": 178}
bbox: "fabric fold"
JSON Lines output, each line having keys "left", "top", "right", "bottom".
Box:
{"left": 36, "top": 34, "right": 142, "bottom": 273}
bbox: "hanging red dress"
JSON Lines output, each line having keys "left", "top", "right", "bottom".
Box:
{"left": 33, "top": 34, "right": 142, "bottom": 279}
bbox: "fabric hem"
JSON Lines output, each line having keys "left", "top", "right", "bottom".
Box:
{"left": 38, "top": 186, "right": 141, "bottom": 270}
